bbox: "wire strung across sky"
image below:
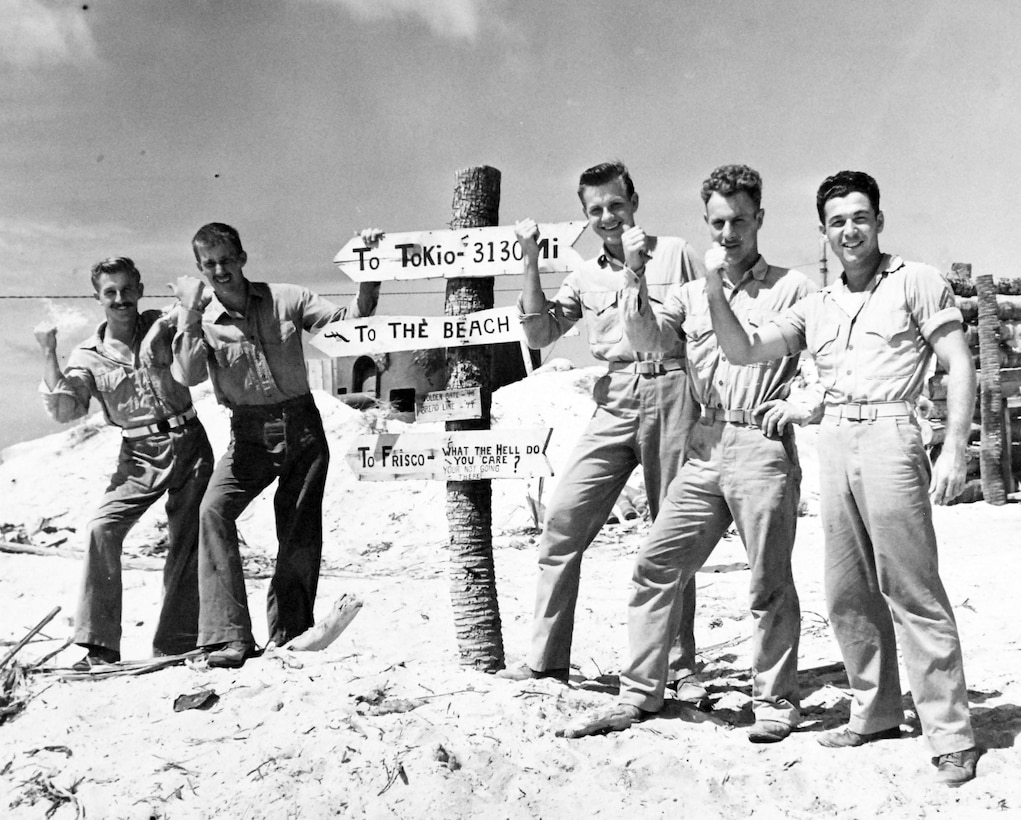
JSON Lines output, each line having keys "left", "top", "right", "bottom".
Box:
{"left": 0, "top": 258, "right": 825, "bottom": 300}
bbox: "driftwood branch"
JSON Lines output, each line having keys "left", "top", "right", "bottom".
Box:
{"left": 0, "top": 606, "right": 61, "bottom": 672}
{"left": 284, "top": 594, "right": 363, "bottom": 652}
{"left": 0, "top": 539, "right": 163, "bottom": 571}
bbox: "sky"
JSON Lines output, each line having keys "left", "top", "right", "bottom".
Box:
{"left": 2, "top": 0, "right": 1019, "bottom": 451}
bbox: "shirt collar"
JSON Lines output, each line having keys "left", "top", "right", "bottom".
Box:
{"left": 207, "top": 280, "right": 262, "bottom": 321}
{"left": 596, "top": 235, "right": 659, "bottom": 269}
{"left": 835, "top": 253, "right": 905, "bottom": 294}
{"left": 82, "top": 315, "right": 143, "bottom": 354}
{"left": 747, "top": 255, "right": 769, "bottom": 281}
{"left": 80, "top": 323, "right": 106, "bottom": 353}
{"left": 723, "top": 255, "right": 768, "bottom": 291}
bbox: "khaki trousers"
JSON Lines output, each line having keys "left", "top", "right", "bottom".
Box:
{"left": 620, "top": 420, "right": 802, "bottom": 722}
{"left": 528, "top": 368, "right": 699, "bottom": 677}
{"left": 819, "top": 416, "right": 974, "bottom": 755}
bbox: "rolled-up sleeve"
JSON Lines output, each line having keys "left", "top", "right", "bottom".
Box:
{"left": 301, "top": 284, "right": 378, "bottom": 331}
{"left": 518, "top": 280, "right": 582, "bottom": 349}
{"left": 907, "top": 266, "right": 964, "bottom": 340}
{"left": 171, "top": 308, "right": 210, "bottom": 387}
{"left": 39, "top": 366, "right": 93, "bottom": 423}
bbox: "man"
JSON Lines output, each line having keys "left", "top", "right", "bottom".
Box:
{"left": 699, "top": 171, "right": 979, "bottom": 785}
{"left": 170, "top": 223, "right": 380, "bottom": 668}
{"left": 36, "top": 257, "right": 213, "bottom": 669}
{"left": 562, "top": 164, "right": 815, "bottom": 743}
{"left": 499, "top": 161, "right": 702, "bottom": 694}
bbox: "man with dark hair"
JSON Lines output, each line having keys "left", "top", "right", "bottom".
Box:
{"left": 698, "top": 170, "right": 979, "bottom": 785}
{"left": 170, "top": 223, "right": 380, "bottom": 668}
{"left": 499, "top": 161, "right": 703, "bottom": 695}
{"left": 561, "top": 164, "right": 816, "bottom": 742}
{"left": 35, "top": 257, "right": 213, "bottom": 669}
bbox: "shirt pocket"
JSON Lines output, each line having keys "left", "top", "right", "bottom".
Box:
{"left": 93, "top": 365, "right": 130, "bottom": 396}
{"left": 861, "top": 309, "right": 917, "bottom": 378}
{"left": 212, "top": 341, "right": 255, "bottom": 388}
{"left": 580, "top": 291, "right": 623, "bottom": 345}
{"left": 745, "top": 308, "right": 780, "bottom": 332}
{"left": 682, "top": 315, "right": 716, "bottom": 382}
{"left": 261, "top": 319, "right": 297, "bottom": 348}
{"left": 743, "top": 309, "right": 781, "bottom": 368}
{"left": 809, "top": 321, "right": 841, "bottom": 387}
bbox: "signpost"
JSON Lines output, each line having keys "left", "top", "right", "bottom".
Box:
{"left": 309, "top": 306, "right": 523, "bottom": 358}
{"left": 334, "top": 222, "right": 587, "bottom": 282}
{"left": 346, "top": 428, "right": 553, "bottom": 481}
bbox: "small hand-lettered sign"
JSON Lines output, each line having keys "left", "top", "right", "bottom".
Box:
{"left": 346, "top": 428, "right": 553, "bottom": 481}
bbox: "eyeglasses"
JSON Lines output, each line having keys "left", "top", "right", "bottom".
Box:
{"left": 199, "top": 256, "right": 239, "bottom": 271}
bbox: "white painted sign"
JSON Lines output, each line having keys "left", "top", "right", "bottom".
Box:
{"left": 309, "top": 306, "right": 523, "bottom": 358}
{"left": 417, "top": 387, "right": 483, "bottom": 422}
{"left": 334, "top": 222, "right": 588, "bottom": 282}
{"left": 346, "top": 428, "right": 554, "bottom": 481}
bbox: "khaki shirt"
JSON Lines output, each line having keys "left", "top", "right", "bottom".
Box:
{"left": 771, "top": 255, "right": 962, "bottom": 406}
{"left": 40, "top": 309, "right": 194, "bottom": 428}
{"left": 519, "top": 236, "right": 702, "bottom": 363}
{"left": 173, "top": 281, "right": 378, "bottom": 407}
{"left": 623, "top": 256, "right": 813, "bottom": 410}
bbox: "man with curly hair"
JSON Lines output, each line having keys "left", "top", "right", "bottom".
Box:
{"left": 562, "top": 164, "right": 817, "bottom": 743}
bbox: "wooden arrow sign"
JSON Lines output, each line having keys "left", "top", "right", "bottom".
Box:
{"left": 309, "top": 306, "right": 524, "bottom": 358}
{"left": 346, "top": 428, "right": 554, "bottom": 481}
{"left": 334, "top": 222, "right": 588, "bottom": 282}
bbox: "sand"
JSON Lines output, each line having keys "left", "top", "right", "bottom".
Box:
{"left": 0, "top": 366, "right": 1018, "bottom": 819}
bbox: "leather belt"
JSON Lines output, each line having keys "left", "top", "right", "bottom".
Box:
{"left": 823, "top": 401, "right": 913, "bottom": 422}
{"left": 122, "top": 407, "right": 197, "bottom": 439}
{"left": 700, "top": 406, "right": 758, "bottom": 426}
{"left": 607, "top": 359, "right": 685, "bottom": 376}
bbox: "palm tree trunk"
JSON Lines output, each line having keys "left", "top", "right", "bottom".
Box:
{"left": 977, "top": 270, "right": 1006, "bottom": 504}
{"left": 445, "top": 165, "right": 505, "bottom": 670}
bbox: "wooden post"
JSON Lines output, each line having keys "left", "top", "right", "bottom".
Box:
{"left": 976, "top": 269, "right": 1007, "bottom": 505}
{"left": 444, "top": 165, "right": 505, "bottom": 670}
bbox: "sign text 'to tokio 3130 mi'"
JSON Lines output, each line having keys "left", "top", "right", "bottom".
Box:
{"left": 332, "top": 222, "right": 587, "bottom": 282}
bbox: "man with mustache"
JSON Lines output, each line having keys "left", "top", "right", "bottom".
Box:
{"left": 35, "top": 256, "right": 214, "bottom": 670}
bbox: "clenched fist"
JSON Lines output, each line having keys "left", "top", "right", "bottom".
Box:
{"left": 34, "top": 322, "right": 58, "bottom": 353}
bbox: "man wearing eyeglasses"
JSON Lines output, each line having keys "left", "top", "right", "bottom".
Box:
{"left": 169, "top": 223, "right": 380, "bottom": 668}
{"left": 35, "top": 257, "right": 214, "bottom": 671}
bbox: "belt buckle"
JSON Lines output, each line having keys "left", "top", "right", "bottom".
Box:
{"left": 844, "top": 405, "right": 867, "bottom": 422}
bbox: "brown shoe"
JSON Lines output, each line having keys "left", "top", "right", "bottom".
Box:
{"left": 934, "top": 747, "right": 979, "bottom": 787}
{"left": 817, "top": 725, "right": 901, "bottom": 748}
{"left": 495, "top": 663, "right": 569, "bottom": 683}
{"left": 205, "top": 641, "right": 256, "bottom": 669}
